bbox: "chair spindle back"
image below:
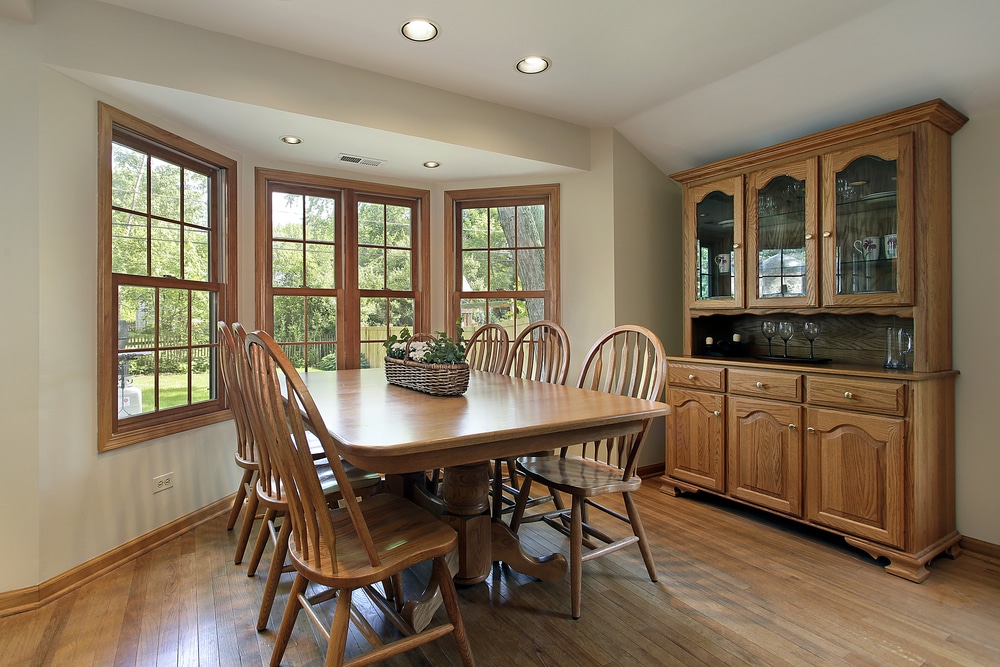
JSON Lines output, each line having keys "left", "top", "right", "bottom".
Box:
{"left": 464, "top": 323, "right": 510, "bottom": 373}
{"left": 504, "top": 320, "right": 570, "bottom": 384}
{"left": 218, "top": 322, "right": 257, "bottom": 467}
{"left": 242, "top": 329, "right": 381, "bottom": 572}
{"left": 571, "top": 325, "right": 666, "bottom": 475}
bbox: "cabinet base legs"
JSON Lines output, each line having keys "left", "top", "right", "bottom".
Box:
{"left": 844, "top": 531, "right": 963, "bottom": 583}
{"left": 657, "top": 475, "right": 701, "bottom": 497}
{"left": 657, "top": 478, "right": 962, "bottom": 583}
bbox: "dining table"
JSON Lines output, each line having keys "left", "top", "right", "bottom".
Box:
{"left": 299, "top": 367, "right": 670, "bottom": 588}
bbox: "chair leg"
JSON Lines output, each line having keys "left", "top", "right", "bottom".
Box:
{"left": 509, "top": 475, "right": 533, "bottom": 533}
{"left": 257, "top": 515, "right": 292, "bottom": 631}
{"left": 233, "top": 487, "right": 260, "bottom": 564}
{"left": 570, "top": 495, "right": 584, "bottom": 620}
{"left": 247, "top": 507, "right": 276, "bottom": 577}
{"left": 504, "top": 458, "right": 520, "bottom": 491}
{"left": 623, "top": 492, "right": 657, "bottom": 583}
{"left": 434, "top": 556, "right": 476, "bottom": 667}
{"left": 270, "top": 572, "right": 308, "bottom": 667}
{"left": 325, "top": 588, "right": 354, "bottom": 667}
{"left": 490, "top": 459, "right": 502, "bottom": 520}
{"left": 226, "top": 468, "right": 254, "bottom": 530}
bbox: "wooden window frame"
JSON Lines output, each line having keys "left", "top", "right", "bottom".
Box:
{"left": 254, "top": 168, "right": 430, "bottom": 369}
{"left": 445, "top": 184, "right": 561, "bottom": 335}
{"left": 97, "top": 103, "right": 238, "bottom": 452}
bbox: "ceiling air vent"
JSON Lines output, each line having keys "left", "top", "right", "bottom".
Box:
{"left": 337, "top": 153, "right": 385, "bottom": 167}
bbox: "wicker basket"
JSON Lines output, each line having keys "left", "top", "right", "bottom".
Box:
{"left": 383, "top": 334, "right": 470, "bottom": 396}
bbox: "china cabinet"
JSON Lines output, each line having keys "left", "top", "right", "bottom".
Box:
{"left": 661, "top": 100, "right": 966, "bottom": 582}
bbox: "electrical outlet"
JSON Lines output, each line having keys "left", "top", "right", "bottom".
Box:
{"left": 153, "top": 472, "right": 174, "bottom": 494}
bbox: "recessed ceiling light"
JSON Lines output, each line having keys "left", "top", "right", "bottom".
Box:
{"left": 516, "top": 56, "right": 550, "bottom": 74}
{"left": 401, "top": 19, "right": 439, "bottom": 42}
{"left": 423, "top": 161, "right": 441, "bottom": 169}
{"left": 280, "top": 135, "right": 303, "bottom": 145}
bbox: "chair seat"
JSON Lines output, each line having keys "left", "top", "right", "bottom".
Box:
{"left": 517, "top": 455, "right": 642, "bottom": 497}
{"left": 235, "top": 452, "right": 258, "bottom": 470}
{"left": 289, "top": 492, "right": 458, "bottom": 589}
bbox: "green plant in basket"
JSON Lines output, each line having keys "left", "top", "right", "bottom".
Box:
{"left": 384, "top": 323, "right": 466, "bottom": 364}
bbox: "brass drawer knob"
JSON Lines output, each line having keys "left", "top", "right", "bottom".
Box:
{"left": 688, "top": 374, "right": 696, "bottom": 380}
{"left": 807, "top": 427, "right": 816, "bottom": 433}
{"left": 805, "top": 233, "right": 814, "bottom": 240}
{"left": 733, "top": 242, "right": 741, "bottom": 249}
{"left": 822, "top": 231, "right": 832, "bottom": 238}
{"left": 713, "top": 410, "right": 721, "bottom": 417}
{"left": 844, "top": 391, "right": 854, "bottom": 399}
{"left": 788, "top": 423, "right": 796, "bottom": 430}
{"left": 756, "top": 381, "right": 764, "bottom": 389}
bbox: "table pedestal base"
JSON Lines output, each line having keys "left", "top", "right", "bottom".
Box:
{"left": 392, "top": 463, "right": 567, "bottom": 628}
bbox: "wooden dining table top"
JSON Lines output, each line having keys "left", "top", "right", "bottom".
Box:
{"left": 298, "top": 368, "right": 670, "bottom": 474}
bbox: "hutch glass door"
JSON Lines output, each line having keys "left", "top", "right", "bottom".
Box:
{"left": 822, "top": 135, "right": 914, "bottom": 306}
{"left": 689, "top": 177, "right": 743, "bottom": 309}
{"left": 747, "top": 159, "right": 818, "bottom": 308}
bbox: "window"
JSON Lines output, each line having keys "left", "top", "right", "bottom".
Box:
{"left": 256, "top": 169, "right": 429, "bottom": 371}
{"left": 446, "top": 185, "right": 560, "bottom": 338}
{"left": 98, "top": 103, "right": 237, "bottom": 451}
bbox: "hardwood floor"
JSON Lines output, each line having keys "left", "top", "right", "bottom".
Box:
{"left": 2, "top": 483, "right": 998, "bottom": 666}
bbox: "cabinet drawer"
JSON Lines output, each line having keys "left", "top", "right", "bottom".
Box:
{"left": 668, "top": 363, "right": 725, "bottom": 391}
{"left": 806, "top": 377, "right": 907, "bottom": 416}
{"left": 729, "top": 368, "right": 802, "bottom": 401}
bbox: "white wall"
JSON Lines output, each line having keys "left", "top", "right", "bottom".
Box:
{"left": 30, "top": 68, "right": 239, "bottom": 583}
{"left": 952, "top": 110, "right": 1000, "bottom": 546}
{"left": 0, "top": 14, "right": 42, "bottom": 591}
{"left": 610, "top": 129, "right": 684, "bottom": 467}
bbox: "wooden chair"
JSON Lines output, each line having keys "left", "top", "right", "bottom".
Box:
{"left": 243, "top": 329, "right": 475, "bottom": 667}
{"left": 218, "top": 321, "right": 262, "bottom": 565}
{"left": 463, "top": 323, "right": 509, "bottom": 373}
{"left": 510, "top": 325, "right": 667, "bottom": 619}
{"left": 491, "top": 320, "right": 571, "bottom": 520}
{"left": 227, "top": 323, "right": 383, "bottom": 633}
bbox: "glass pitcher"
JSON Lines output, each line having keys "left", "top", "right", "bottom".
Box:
{"left": 884, "top": 327, "right": 913, "bottom": 369}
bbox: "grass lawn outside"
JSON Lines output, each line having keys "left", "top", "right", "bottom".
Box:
{"left": 129, "top": 372, "right": 212, "bottom": 412}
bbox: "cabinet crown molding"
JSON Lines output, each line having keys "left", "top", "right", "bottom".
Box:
{"left": 670, "top": 99, "right": 968, "bottom": 186}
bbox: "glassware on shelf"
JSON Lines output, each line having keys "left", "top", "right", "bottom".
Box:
{"left": 884, "top": 327, "right": 913, "bottom": 369}
{"left": 803, "top": 322, "right": 820, "bottom": 359}
{"left": 836, "top": 178, "right": 857, "bottom": 203}
{"left": 778, "top": 321, "right": 794, "bottom": 357}
{"left": 761, "top": 321, "right": 777, "bottom": 356}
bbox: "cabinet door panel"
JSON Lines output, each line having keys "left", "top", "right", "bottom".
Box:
{"left": 805, "top": 408, "right": 906, "bottom": 548}
{"left": 747, "top": 159, "right": 819, "bottom": 308}
{"left": 667, "top": 389, "right": 725, "bottom": 491}
{"left": 728, "top": 397, "right": 802, "bottom": 516}
{"left": 686, "top": 177, "right": 744, "bottom": 310}
{"left": 821, "top": 134, "right": 914, "bottom": 306}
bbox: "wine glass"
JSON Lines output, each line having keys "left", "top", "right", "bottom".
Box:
{"left": 803, "top": 322, "right": 820, "bottom": 359}
{"left": 761, "top": 321, "right": 777, "bottom": 357}
{"left": 778, "top": 321, "right": 794, "bottom": 357}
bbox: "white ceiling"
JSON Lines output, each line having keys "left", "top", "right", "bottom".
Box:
{"left": 23, "top": 0, "right": 1000, "bottom": 181}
